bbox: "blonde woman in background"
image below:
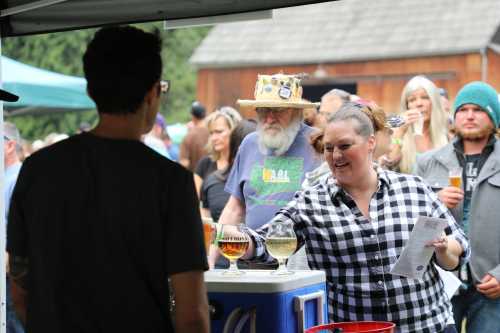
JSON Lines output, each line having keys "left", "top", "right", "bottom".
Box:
{"left": 388, "top": 75, "right": 449, "bottom": 174}
{"left": 194, "top": 106, "right": 242, "bottom": 196}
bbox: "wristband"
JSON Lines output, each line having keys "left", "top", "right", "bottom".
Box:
{"left": 391, "top": 138, "right": 402, "bottom": 146}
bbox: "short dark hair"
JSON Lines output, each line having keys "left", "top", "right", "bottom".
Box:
{"left": 191, "top": 101, "right": 206, "bottom": 119}
{"left": 83, "top": 26, "right": 162, "bottom": 115}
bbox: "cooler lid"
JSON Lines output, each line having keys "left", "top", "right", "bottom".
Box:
{"left": 204, "top": 270, "right": 326, "bottom": 293}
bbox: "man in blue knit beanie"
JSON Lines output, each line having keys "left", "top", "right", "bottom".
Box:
{"left": 452, "top": 81, "right": 500, "bottom": 128}
{"left": 416, "top": 81, "right": 500, "bottom": 333}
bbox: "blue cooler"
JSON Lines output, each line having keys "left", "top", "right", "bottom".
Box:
{"left": 205, "top": 270, "right": 327, "bottom": 333}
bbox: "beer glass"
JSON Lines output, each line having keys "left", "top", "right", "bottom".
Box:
{"left": 202, "top": 217, "right": 215, "bottom": 253}
{"left": 449, "top": 167, "right": 462, "bottom": 188}
{"left": 217, "top": 224, "right": 250, "bottom": 276}
{"left": 265, "top": 219, "right": 297, "bottom": 275}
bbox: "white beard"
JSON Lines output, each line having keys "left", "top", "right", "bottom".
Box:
{"left": 257, "top": 116, "right": 302, "bottom": 156}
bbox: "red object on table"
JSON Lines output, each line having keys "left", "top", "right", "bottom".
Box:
{"left": 305, "top": 321, "right": 395, "bottom": 333}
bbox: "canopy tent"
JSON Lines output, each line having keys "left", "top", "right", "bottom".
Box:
{"left": 1, "top": 56, "right": 95, "bottom": 116}
{"left": 0, "top": 0, "right": 331, "bottom": 37}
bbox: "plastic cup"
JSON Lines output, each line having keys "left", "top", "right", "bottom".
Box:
{"left": 202, "top": 217, "right": 215, "bottom": 252}
{"left": 413, "top": 112, "right": 424, "bottom": 136}
{"left": 449, "top": 167, "right": 462, "bottom": 188}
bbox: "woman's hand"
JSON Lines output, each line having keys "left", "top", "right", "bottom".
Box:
{"left": 426, "top": 232, "right": 449, "bottom": 254}
{"left": 427, "top": 233, "right": 463, "bottom": 270}
{"left": 392, "top": 109, "right": 422, "bottom": 138}
{"left": 403, "top": 108, "right": 423, "bottom": 125}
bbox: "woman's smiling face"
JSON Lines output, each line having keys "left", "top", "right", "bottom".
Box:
{"left": 324, "top": 119, "right": 375, "bottom": 187}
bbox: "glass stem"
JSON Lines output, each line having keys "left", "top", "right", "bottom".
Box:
{"left": 277, "top": 258, "right": 287, "bottom": 272}
{"left": 228, "top": 259, "right": 238, "bottom": 272}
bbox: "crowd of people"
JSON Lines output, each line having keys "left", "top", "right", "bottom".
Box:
{"left": 206, "top": 73, "right": 499, "bottom": 332}
{"left": 2, "top": 24, "right": 499, "bottom": 333}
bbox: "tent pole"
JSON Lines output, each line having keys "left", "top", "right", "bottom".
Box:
{"left": 0, "top": 0, "right": 68, "bottom": 17}
{"left": 0, "top": 28, "right": 6, "bottom": 333}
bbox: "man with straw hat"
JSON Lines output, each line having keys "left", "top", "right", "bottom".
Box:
{"left": 208, "top": 73, "right": 320, "bottom": 268}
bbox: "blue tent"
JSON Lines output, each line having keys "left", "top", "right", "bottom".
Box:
{"left": 1, "top": 56, "right": 95, "bottom": 116}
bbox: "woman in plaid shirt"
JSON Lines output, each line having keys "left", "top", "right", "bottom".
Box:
{"left": 245, "top": 104, "right": 469, "bottom": 333}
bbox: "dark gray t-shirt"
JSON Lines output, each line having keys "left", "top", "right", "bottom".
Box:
{"left": 201, "top": 172, "right": 229, "bottom": 222}
{"left": 462, "top": 153, "right": 481, "bottom": 234}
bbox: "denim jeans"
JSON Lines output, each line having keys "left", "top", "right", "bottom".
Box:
{"left": 442, "top": 324, "right": 458, "bottom": 333}
{"left": 452, "top": 287, "right": 500, "bottom": 333}
{"left": 6, "top": 278, "right": 25, "bottom": 333}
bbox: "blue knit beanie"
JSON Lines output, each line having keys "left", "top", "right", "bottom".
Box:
{"left": 453, "top": 81, "right": 500, "bottom": 127}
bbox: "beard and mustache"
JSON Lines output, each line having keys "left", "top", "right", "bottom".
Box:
{"left": 455, "top": 122, "right": 495, "bottom": 141}
{"left": 257, "top": 115, "right": 302, "bottom": 156}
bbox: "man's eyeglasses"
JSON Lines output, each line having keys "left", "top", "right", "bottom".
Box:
{"left": 160, "top": 80, "right": 170, "bottom": 94}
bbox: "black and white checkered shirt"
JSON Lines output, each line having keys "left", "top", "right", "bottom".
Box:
{"left": 250, "top": 169, "right": 470, "bottom": 333}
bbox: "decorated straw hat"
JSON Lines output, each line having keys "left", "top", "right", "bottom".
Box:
{"left": 237, "top": 73, "right": 319, "bottom": 109}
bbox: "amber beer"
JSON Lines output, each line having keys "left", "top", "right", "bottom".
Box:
{"left": 203, "top": 223, "right": 214, "bottom": 252}
{"left": 218, "top": 239, "right": 249, "bottom": 260}
{"left": 202, "top": 218, "right": 216, "bottom": 252}
{"left": 448, "top": 167, "right": 462, "bottom": 188}
{"left": 449, "top": 176, "right": 462, "bottom": 188}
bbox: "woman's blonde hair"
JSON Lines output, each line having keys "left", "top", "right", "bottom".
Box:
{"left": 205, "top": 106, "right": 242, "bottom": 161}
{"left": 398, "top": 75, "right": 448, "bottom": 173}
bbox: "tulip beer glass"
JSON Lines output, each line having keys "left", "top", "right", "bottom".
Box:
{"left": 217, "top": 224, "right": 250, "bottom": 276}
{"left": 265, "top": 219, "right": 297, "bottom": 275}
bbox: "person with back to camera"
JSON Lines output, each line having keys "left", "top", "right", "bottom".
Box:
{"left": 242, "top": 103, "right": 469, "bottom": 333}
{"left": 179, "top": 101, "right": 210, "bottom": 172}
{"left": 6, "top": 26, "right": 209, "bottom": 333}
{"left": 3, "top": 121, "right": 25, "bottom": 333}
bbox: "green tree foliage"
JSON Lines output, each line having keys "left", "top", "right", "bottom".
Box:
{"left": 1, "top": 22, "right": 210, "bottom": 141}
{"left": 160, "top": 25, "right": 211, "bottom": 124}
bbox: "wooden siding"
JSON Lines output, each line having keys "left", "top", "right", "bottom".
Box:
{"left": 196, "top": 52, "right": 500, "bottom": 118}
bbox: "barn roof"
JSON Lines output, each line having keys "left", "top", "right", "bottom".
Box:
{"left": 190, "top": 0, "right": 500, "bottom": 68}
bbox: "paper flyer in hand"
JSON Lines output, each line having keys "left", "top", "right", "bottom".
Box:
{"left": 390, "top": 216, "right": 448, "bottom": 280}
